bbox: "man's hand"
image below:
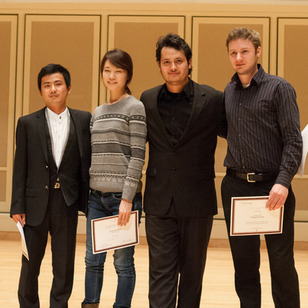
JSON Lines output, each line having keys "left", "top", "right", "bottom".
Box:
{"left": 118, "top": 199, "right": 132, "bottom": 226}
{"left": 12, "top": 214, "right": 26, "bottom": 227}
{"left": 266, "top": 184, "right": 288, "bottom": 211}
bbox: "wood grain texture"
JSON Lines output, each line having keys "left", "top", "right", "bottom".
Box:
{"left": 0, "top": 233, "right": 307, "bottom": 307}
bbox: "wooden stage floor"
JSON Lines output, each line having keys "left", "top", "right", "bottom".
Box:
{"left": 1, "top": 233, "right": 307, "bottom": 307}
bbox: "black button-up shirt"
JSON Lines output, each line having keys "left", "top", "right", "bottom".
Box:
{"left": 157, "top": 79, "right": 193, "bottom": 145}
{"left": 224, "top": 64, "right": 302, "bottom": 187}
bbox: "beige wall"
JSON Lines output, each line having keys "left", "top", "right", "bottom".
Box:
{"left": 1, "top": 1, "right": 308, "bottom": 229}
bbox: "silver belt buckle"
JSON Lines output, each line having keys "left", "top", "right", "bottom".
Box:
{"left": 247, "top": 172, "right": 256, "bottom": 183}
{"left": 54, "top": 182, "right": 60, "bottom": 189}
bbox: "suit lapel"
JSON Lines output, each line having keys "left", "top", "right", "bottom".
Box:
{"left": 69, "top": 108, "right": 83, "bottom": 158}
{"left": 58, "top": 114, "right": 75, "bottom": 170}
{"left": 36, "top": 108, "right": 49, "bottom": 163}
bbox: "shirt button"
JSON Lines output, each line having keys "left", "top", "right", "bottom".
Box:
{"left": 44, "top": 186, "right": 49, "bottom": 190}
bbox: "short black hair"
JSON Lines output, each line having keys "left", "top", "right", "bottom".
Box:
{"left": 37, "top": 63, "right": 71, "bottom": 91}
{"left": 156, "top": 33, "right": 192, "bottom": 75}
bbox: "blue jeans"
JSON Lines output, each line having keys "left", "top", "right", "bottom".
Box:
{"left": 83, "top": 190, "right": 142, "bottom": 307}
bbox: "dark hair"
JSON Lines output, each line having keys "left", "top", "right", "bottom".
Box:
{"left": 226, "top": 27, "right": 261, "bottom": 52}
{"left": 100, "top": 49, "right": 133, "bottom": 95}
{"left": 156, "top": 33, "right": 192, "bottom": 75}
{"left": 37, "top": 63, "right": 71, "bottom": 91}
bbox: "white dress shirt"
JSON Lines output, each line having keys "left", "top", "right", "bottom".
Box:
{"left": 45, "top": 107, "right": 70, "bottom": 168}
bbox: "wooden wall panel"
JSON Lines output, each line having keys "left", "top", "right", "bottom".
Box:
{"left": 293, "top": 178, "right": 308, "bottom": 219}
{"left": 0, "top": 172, "right": 6, "bottom": 202}
{"left": 108, "top": 16, "right": 185, "bottom": 100}
{"left": 0, "top": 21, "right": 11, "bottom": 168}
{"left": 23, "top": 15, "right": 101, "bottom": 115}
{"left": 192, "top": 17, "right": 270, "bottom": 92}
{"left": 278, "top": 18, "right": 308, "bottom": 217}
{"left": 0, "top": 15, "right": 17, "bottom": 211}
{"left": 278, "top": 19, "right": 308, "bottom": 131}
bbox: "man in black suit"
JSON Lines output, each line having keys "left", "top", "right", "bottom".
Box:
{"left": 10, "top": 63, "right": 91, "bottom": 308}
{"left": 140, "top": 33, "right": 226, "bottom": 308}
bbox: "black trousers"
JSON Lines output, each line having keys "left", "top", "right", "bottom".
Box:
{"left": 18, "top": 189, "right": 78, "bottom": 308}
{"left": 145, "top": 202, "right": 213, "bottom": 308}
{"left": 221, "top": 174, "right": 300, "bottom": 308}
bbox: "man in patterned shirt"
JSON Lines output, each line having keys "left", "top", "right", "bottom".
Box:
{"left": 222, "top": 27, "right": 302, "bottom": 308}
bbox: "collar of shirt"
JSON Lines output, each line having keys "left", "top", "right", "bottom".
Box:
{"left": 46, "top": 106, "right": 69, "bottom": 122}
{"left": 232, "top": 64, "right": 265, "bottom": 88}
{"left": 45, "top": 107, "right": 70, "bottom": 168}
{"left": 159, "top": 78, "right": 194, "bottom": 103}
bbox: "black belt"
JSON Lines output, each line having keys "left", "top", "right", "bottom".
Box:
{"left": 227, "top": 169, "right": 277, "bottom": 183}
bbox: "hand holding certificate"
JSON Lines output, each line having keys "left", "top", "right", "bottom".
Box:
{"left": 230, "top": 196, "right": 284, "bottom": 236}
{"left": 92, "top": 210, "right": 139, "bottom": 254}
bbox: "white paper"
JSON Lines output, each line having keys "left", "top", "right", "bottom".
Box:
{"left": 17, "top": 222, "right": 29, "bottom": 260}
{"left": 298, "top": 124, "right": 308, "bottom": 177}
{"left": 230, "top": 196, "right": 284, "bottom": 236}
{"left": 91, "top": 211, "right": 139, "bottom": 254}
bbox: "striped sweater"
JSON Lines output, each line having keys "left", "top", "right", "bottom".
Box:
{"left": 89, "top": 95, "right": 147, "bottom": 201}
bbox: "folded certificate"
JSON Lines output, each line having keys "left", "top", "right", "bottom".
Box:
{"left": 91, "top": 211, "right": 139, "bottom": 254}
{"left": 17, "top": 222, "right": 29, "bottom": 260}
{"left": 230, "top": 196, "right": 284, "bottom": 236}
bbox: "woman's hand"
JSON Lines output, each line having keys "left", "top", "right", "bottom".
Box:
{"left": 118, "top": 199, "right": 133, "bottom": 226}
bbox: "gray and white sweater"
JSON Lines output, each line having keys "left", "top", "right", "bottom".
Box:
{"left": 89, "top": 95, "right": 147, "bottom": 201}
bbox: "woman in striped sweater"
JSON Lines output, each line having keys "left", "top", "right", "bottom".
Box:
{"left": 82, "top": 49, "right": 147, "bottom": 308}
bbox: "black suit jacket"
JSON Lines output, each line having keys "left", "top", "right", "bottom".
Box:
{"left": 10, "top": 107, "right": 91, "bottom": 226}
{"left": 140, "top": 81, "right": 225, "bottom": 217}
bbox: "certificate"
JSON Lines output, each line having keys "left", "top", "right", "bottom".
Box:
{"left": 16, "top": 222, "right": 29, "bottom": 260}
{"left": 230, "top": 196, "right": 284, "bottom": 236}
{"left": 91, "top": 211, "right": 139, "bottom": 254}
